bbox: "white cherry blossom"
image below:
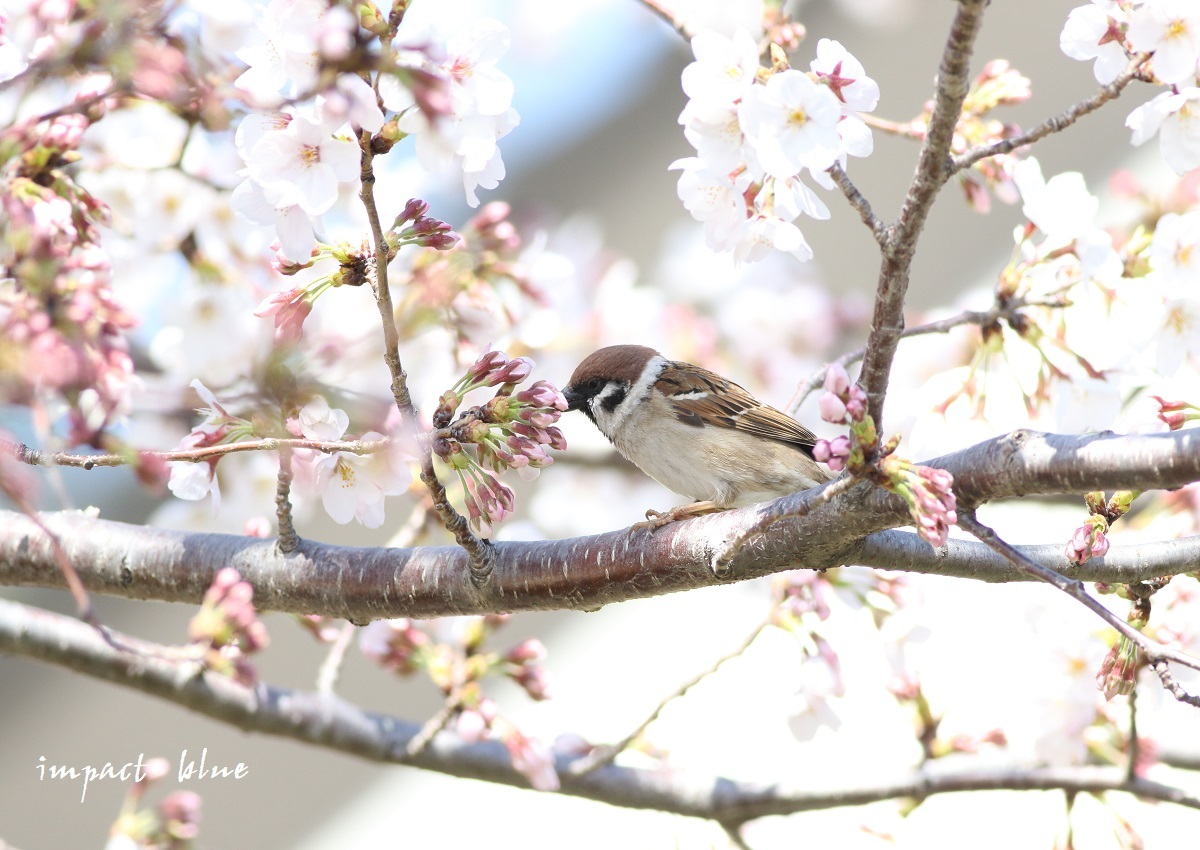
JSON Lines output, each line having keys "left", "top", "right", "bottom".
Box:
{"left": 1126, "top": 0, "right": 1200, "bottom": 85}
{"left": 313, "top": 431, "right": 410, "bottom": 528}
{"left": 681, "top": 29, "right": 760, "bottom": 106}
{"left": 244, "top": 112, "right": 359, "bottom": 216}
{"left": 1126, "top": 87, "right": 1200, "bottom": 174}
{"left": 1060, "top": 0, "right": 1129, "bottom": 84}
{"left": 737, "top": 69, "right": 842, "bottom": 180}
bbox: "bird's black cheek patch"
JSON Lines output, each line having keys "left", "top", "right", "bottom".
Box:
{"left": 599, "top": 387, "right": 627, "bottom": 414}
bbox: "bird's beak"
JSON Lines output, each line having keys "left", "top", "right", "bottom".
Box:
{"left": 562, "top": 386, "right": 584, "bottom": 411}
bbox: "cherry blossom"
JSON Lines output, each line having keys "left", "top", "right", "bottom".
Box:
{"left": 313, "top": 431, "right": 410, "bottom": 528}
{"left": 234, "top": 0, "right": 330, "bottom": 103}
{"left": 243, "top": 112, "right": 359, "bottom": 216}
{"left": 1126, "top": 0, "right": 1200, "bottom": 85}
{"left": 680, "top": 29, "right": 760, "bottom": 106}
{"left": 738, "top": 69, "right": 842, "bottom": 180}
{"left": 1060, "top": 0, "right": 1130, "bottom": 85}
{"left": 1126, "top": 87, "right": 1200, "bottom": 175}
{"left": 379, "top": 10, "right": 520, "bottom": 208}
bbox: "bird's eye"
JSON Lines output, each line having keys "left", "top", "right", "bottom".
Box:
{"left": 586, "top": 377, "right": 605, "bottom": 393}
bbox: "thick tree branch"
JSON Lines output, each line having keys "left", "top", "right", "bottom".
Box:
{"left": 2, "top": 598, "right": 1198, "bottom": 823}
{"left": 5, "top": 428, "right": 1200, "bottom": 619}
{"left": 858, "top": 0, "right": 990, "bottom": 430}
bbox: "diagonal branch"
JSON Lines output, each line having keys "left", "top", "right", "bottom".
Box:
{"left": 952, "top": 53, "right": 1151, "bottom": 173}
{"left": 3, "top": 597, "right": 1198, "bottom": 823}
{"left": 858, "top": 0, "right": 990, "bottom": 430}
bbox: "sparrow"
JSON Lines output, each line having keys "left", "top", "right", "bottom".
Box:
{"left": 563, "top": 344, "right": 833, "bottom": 528}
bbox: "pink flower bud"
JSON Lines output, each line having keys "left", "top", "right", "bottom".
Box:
{"left": 493, "top": 356, "right": 533, "bottom": 385}
{"left": 818, "top": 392, "right": 848, "bottom": 424}
{"left": 824, "top": 364, "right": 851, "bottom": 396}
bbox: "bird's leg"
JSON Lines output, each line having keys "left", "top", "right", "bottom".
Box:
{"left": 631, "top": 500, "right": 723, "bottom": 533}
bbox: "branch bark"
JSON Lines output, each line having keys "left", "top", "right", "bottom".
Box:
{"left": 3, "top": 597, "right": 1198, "bottom": 824}
{"left": 5, "top": 427, "right": 1200, "bottom": 618}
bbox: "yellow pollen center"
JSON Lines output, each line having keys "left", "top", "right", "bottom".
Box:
{"left": 1177, "top": 243, "right": 1194, "bottom": 268}
{"left": 789, "top": 108, "right": 809, "bottom": 127}
{"left": 1169, "top": 20, "right": 1188, "bottom": 39}
{"left": 300, "top": 145, "right": 320, "bottom": 167}
{"left": 336, "top": 458, "right": 356, "bottom": 488}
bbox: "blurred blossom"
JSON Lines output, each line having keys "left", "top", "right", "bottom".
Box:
{"left": 380, "top": 8, "right": 520, "bottom": 207}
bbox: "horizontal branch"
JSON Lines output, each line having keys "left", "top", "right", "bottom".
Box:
{"left": 3, "top": 428, "right": 1200, "bottom": 617}
{"left": 3, "top": 597, "right": 1197, "bottom": 823}
{"left": 2, "top": 437, "right": 385, "bottom": 469}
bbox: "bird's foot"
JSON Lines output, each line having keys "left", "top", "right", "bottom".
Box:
{"left": 628, "top": 501, "right": 722, "bottom": 535}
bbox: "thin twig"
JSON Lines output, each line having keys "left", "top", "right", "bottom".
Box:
{"left": 786, "top": 293, "right": 1066, "bottom": 414}
{"left": 405, "top": 693, "right": 462, "bottom": 758}
{"left": 959, "top": 512, "right": 1200, "bottom": 696}
{"left": 316, "top": 621, "right": 357, "bottom": 695}
{"left": 357, "top": 131, "right": 496, "bottom": 584}
{"left": 2, "top": 436, "right": 387, "bottom": 469}
{"left": 828, "top": 162, "right": 885, "bottom": 244}
{"left": 637, "top": 0, "right": 690, "bottom": 40}
{"left": 1126, "top": 686, "right": 1140, "bottom": 784}
{"left": 1151, "top": 660, "right": 1200, "bottom": 708}
{"left": 953, "top": 53, "right": 1151, "bottom": 173}
{"left": 568, "top": 622, "right": 770, "bottom": 776}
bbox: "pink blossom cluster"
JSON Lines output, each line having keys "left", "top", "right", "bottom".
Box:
{"left": 433, "top": 350, "right": 568, "bottom": 537}
{"left": 1097, "top": 628, "right": 1143, "bottom": 701}
{"left": 358, "top": 616, "right": 558, "bottom": 790}
{"left": 187, "top": 567, "right": 270, "bottom": 687}
{"left": 0, "top": 114, "right": 136, "bottom": 445}
{"left": 405, "top": 202, "right": 538, "bottom": 341}
{"left": 812, "top": 363, "right": 865, "bottom": 471}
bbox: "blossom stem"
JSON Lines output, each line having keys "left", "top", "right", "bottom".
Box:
{"left": 357, "top": 130, "right": 495, "bottom": 584}
{"left": 275, "top": 445, "right": 300, "bottom": 554}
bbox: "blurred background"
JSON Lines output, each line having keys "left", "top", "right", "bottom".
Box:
{"left": 6, "top": 0, "right": 1200, "bottom": 847}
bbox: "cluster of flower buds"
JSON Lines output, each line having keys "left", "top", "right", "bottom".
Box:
{"left": 1152, "top": 396, "right": 1200, "bottom": 430}
{"left": 1, "top": 107, "right": 138, "bottom": 446}
{"left": 187, "top": 567, "right": 270, "bottom": 686}
{"left": 880, "top": 457, "right": 958, "bottom": 549}
{"left": 813, "top": 364, "right": 868, "bottom": 471}
{"left": 815, "top": 365, "right": 957, "bottom": 547}
{"left": 1065, "top": 490, "right": 1135, "bottom": 565}
{"left": 108, "top": 757, "right": 203, "bottom": 847}
{"left": 388, "top": 198, "right": 461, "bottom": 251}
{"left": 953, "top": 60, "right": 1032, "bottom": 213}
{"left": 1096, "top": 606, "right": 1148, "bottom": 701}
{"left": 432, "top": 350, "right": 568, "bottom": 536}
{"left": 358, "top": 614, "right": 557, "bottom": 788}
